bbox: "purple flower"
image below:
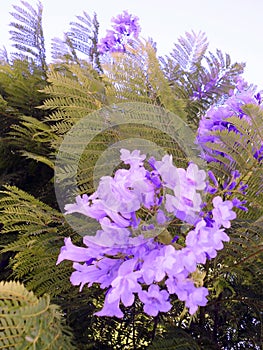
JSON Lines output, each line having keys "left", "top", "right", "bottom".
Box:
{"left": 154, "top": 160, "right": 206, "bottom": 224}
{"left": 165, "top": 190, "right": 202, "bottom": 225}
{"left": 166, "top": 275, "right": 208, "bottom": 315}
{"left": 254, "top": 144, "right": 263, "bottom": 162}
{"left": 98, "top": 30, "right": 123, "bottom": 54}
{"left": 107, "top": 259, "right": 142, "bottom": 307}
{"left": 141, "top": 245, "right": 179, "bottom": 284}
{"left": 95, "top": 293, "right": 124, "bottom": 318}
{"left": 207, "top": 170, "right": 218, "bottom": 187}
{"left": 232, "top": 197, "right": 248, "bottom": 211}
{"left": 99, "top": 11, "right": 141, "bottom": 54}
{"left": 177, "top": 248, "right": 197, "bottom": 272}
{"left": 212, "top": 196, "right": 236, "bottom": 228}
{"left": 185, "top": 286, "right": 209, "bottom": 315}
{"left": 156, "top": 209, "right": 168, "bottom": 224}
{"left": 112, "top": 11, "right": 141, "bottom": 38}
{"left": 96, "top": 175, "right": 140, "bottom": 217}
{"left": 120, "top": 149, "right": 146, "bottom": 167}
{"left": 185, "top": 163, "right": 206, "bottom": 190}
{"left": 186, "top": 219, "right": 229, "bottom": 261}
{"left": 56, "top": 237, "right": 92, "bottom": 265}
{"left": 64, "top": 194, "right": 106, "bottom": 220}
{"left": 196, "top": 80, "right": 263, "bottom": 164}
{"left": 83, "top": 219, "right": 131, "bottom": 249}
{"left": 70, "top": 258, "right": 121, "bottom": 291}
{"left": 231, "top": 170, "right": 241, "bottom": 179}
{"left": 138, "top": 284, "right": 172, "bottom": 316}
{"left": 152, "top": 154, "right": 179, "bottom": 189}
{"left": 140, "top": 249, "right": 162, "bottom": 284}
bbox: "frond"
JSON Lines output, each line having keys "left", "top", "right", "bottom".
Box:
{"left": 160, "top": 32, "right": 245, "bottom": 128}
{"left": 32, "top": 63, "right": 107, "bottom": 154}
{"left": 0, "top": 46, "right": 9, "bottom": 64}
{"left": 102, "top": 41, "right": 156, "bottom": 105}
{"left": 0, "top": 59, "right": 47, "bottom": 117}
{"left": 171, "top": 30, "right": 208, "bottom": 72}
{"left": 67, "top": 11, "right": 93, "bottom": 57}
{"left": 212, "top": 220, "right": 263, "bottom": 289}
{"left": 40, "top": 63, "right": 106, "bottom": 118}
{"left": 9, "top": 0, "right": 47, "bottom": 72}
{"left": 51, "top": 34, "right": 80, "bottom": 64}
{"left": 103, "top": 40, "right": 187, "bottom": 117}
{"left": 51, "top": 12, "right": 100, "bottom": 67}
{"left": 9, "top": 115, "right": 55, "bottom": 166}
{"left": 0, "top": 281, "right": 76, "bottom": 349}
{"left": 0, "top": 185, "right": 61, "bottom": 234}
{"left": 0, "top": 184, "right": 104, "bottom": 304}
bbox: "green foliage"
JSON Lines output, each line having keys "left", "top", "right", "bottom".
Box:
{"left": 0, "top": 59, "right": 51, "bottom": 196}
{"left": 0, "top": 1, "right": 49, "bottom": 191}
{"left": 41, "top": 63, "right": 106, "bottom": 121}
{"left": 0, "top": 185, "right": 75, "bottom": 296}
{"left": 0, "top": 1, "right": 49, "bottom": 192}
{"left": 0, "top": 280, "right": 76, "bottom": 349}
{"left": 103, "top": 40, "right": 177, "bottom": 107}
{"left": 9, "top": 115, "right": 56, "bottom": 168}
{"left": 0, "top": 59, "right": 47, "bottom": 118}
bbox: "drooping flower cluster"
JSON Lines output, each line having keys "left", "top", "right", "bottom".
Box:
{"left": 99, "top": 11, "right": 141, "bottom": 54}
{"left": 197, "top": 77, "right": 263, "bottom": 162}
{"left": 57, "top": 149, "right": 239, "bottom": 317}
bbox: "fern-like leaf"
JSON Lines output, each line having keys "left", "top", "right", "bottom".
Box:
{"left": 0, "top": 281, "right": 76, "bottom": 349}
{"left": 9, "top": 0, "right": 47, "bottom": 72}
{"left": 171, "top": 30, "right": 208, "bottom": 72}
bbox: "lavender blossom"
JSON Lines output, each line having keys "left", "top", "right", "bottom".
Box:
{"left": 95, "top": 293, "right": 124, "bottom": 318}
{"left": 212, "top": 196, "right": 236, "bottom": 228}
{"left": 196, "top": 80, "right": 263, "bottom": 164}
{"left": 99, "top": 11, "right": 141, "bottom": 54}
{"left": 107, "top": 259, "right": 142, "bottom": 307}
{"left": 138, "top": 285, "right": 172, "bottom": 316}
{"left": 57, "top": 148, "right": 239, "bottom": 318}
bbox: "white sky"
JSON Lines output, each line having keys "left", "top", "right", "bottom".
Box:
{"left": 0, "top": 0, "right": 263, "bottom": 88}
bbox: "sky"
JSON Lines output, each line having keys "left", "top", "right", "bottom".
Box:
{"left": 0, "top": 0, "right": 263, "bottom": 88}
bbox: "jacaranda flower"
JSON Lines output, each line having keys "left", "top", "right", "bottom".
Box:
{"left": 57, "top": 149, "right": 239, "bottom": 318}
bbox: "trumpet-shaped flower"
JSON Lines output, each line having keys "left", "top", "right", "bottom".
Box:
{"left": 58, "top": 148, "right": 239, "bottom": 318}
{"left": 138, "top": 285, "right": 171, "bottom": 316}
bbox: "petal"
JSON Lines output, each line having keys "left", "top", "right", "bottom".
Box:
{"left": 56, "top": 237, "right": 91, "bottom": 264}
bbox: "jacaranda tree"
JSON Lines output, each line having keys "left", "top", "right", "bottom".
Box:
{"left": 0, "top": 1, "right": 262, "bottom": 349}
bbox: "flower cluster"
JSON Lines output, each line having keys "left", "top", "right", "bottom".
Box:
{"left": 57, "top": 149, "right": 239, "bottom": 317}
{"left": 99, "top": 11, "right": 141, "bottom": 54}
{"left": 196, "top": 77, "right": 263, "bottom": 162}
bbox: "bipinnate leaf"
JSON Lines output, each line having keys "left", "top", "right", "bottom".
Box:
{"left": 0, "top": 281, "right": 76, "bottom": 349}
